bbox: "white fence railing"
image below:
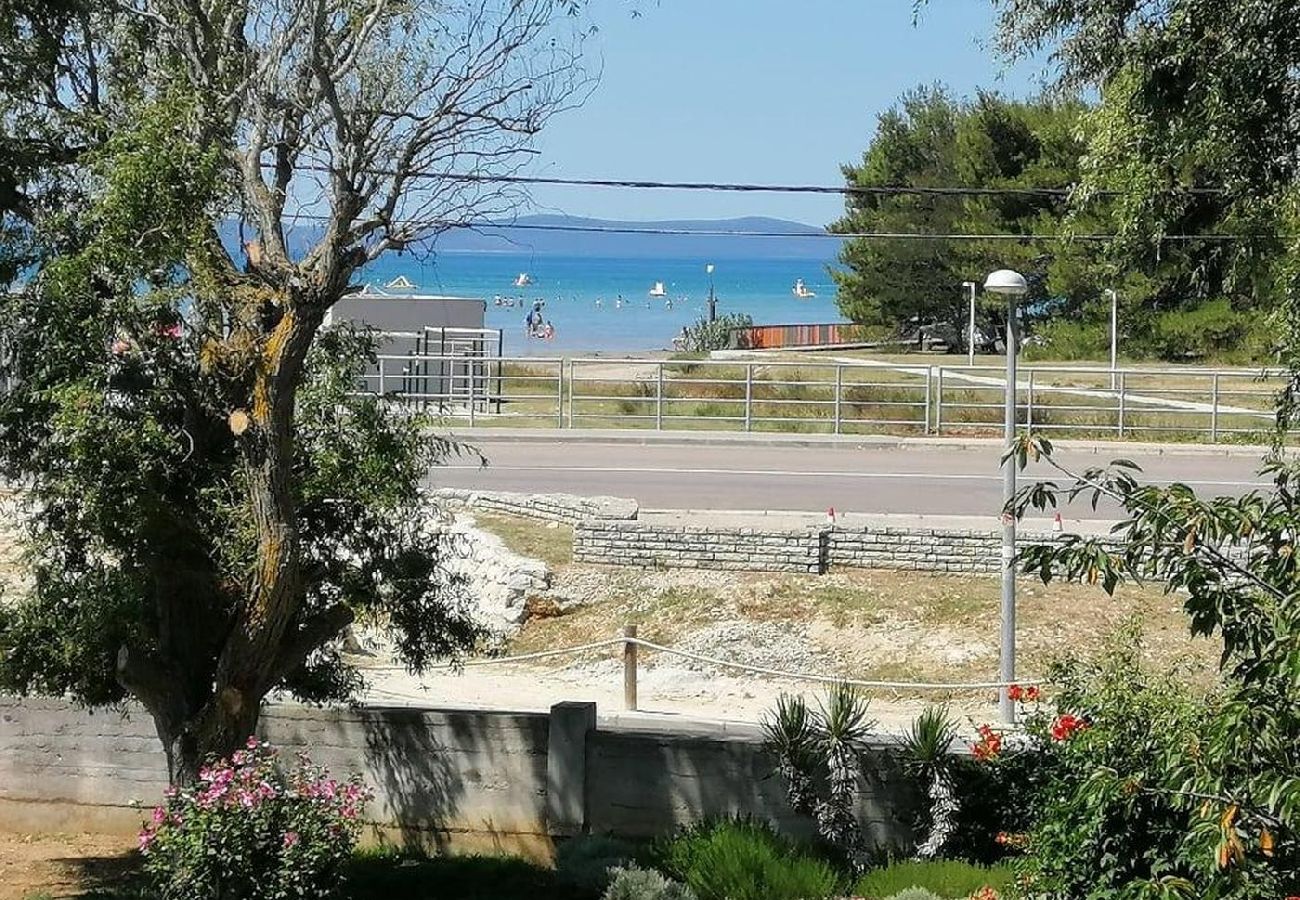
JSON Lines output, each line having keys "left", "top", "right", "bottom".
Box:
{"left": 359, "top": 354, "right": 1283, "bottom": 442}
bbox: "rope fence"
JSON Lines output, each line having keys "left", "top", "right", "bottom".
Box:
{"left": 360, "top": 627, "right": 1041, "bottom": 711}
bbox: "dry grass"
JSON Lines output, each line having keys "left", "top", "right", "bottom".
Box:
{"left": 469, "top": 511, "right": 573, "bottom": 568}
{"left": 503, "top": 563, "right": 1218, "bottom": 693}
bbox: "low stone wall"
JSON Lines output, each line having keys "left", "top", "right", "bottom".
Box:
{"left": 827, "top": 525, "right": 1077, "bottom": 574}
{"left": 575, "top": 519, "right": 824, "bottom": 573}
{"left": 0, "top": 696, "right": 917, "bottom": 857}
{"left": 575, "top": 518, "right": 1110, "bottom": 575}
{"left": 434, "top": 488, "right": 639, "bottom": 526}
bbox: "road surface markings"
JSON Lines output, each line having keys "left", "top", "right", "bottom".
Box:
{"left": 442, "top": 464, "right": 1263, "bottom": 488}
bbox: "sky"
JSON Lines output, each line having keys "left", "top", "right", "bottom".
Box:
{"left": 523, "top": 1, "right": 1047, "bottom": 227}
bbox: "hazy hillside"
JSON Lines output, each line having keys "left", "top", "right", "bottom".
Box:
{"left": 430, "top": 214, "right": 841, "bottom": 260}
{"left": 252, "top": 214, "right": 841, "bottom": 262}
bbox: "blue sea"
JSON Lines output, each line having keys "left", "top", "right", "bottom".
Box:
{"left": 359, "top": 253, "right": 843, "bottom": 355}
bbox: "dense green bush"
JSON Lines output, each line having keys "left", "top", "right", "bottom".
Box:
{"left": 555, "top": 834, "right": 641, "bottom": 896}
{"left": 1005, "top": 436, "right": 1300, "bottom": 897}
{"left": 681, "top": 313, "right": 753, "bottom": 352}
{"left": 1009, "top": 630, "right": 1230, "bottom": 898}
{"left": 852, "top": 859, "right": 1013, "bottom": 899}
{"left": 1148, "top": 298, "right": 1254, "bottom": 360}
{"left": 602, "top": 864, "right": 697, "bottom": 900}
{"left": 1022, "top": 319, "right": 1110, "bottom": 361}
{"left": 656, "top": 819, "right": 842, "bottom": 900}
{"left": 139, "top": 739, "right": 369, "bottom": 900}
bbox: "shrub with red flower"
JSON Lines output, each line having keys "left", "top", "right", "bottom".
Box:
{"left": 969, "top": 887, "right": 1001, "bottom": 900}
{"left": 970, "top": 723, "right": 1004, "bottom": 761}
{"left": 1049, "top": 713, "right": 1089, "bottom": 742}
{"left": 138, "top": 737, "right": 371, "bottom": 900}
{"left": 1007, "top": 683, "right": 1042, "bottom": 703}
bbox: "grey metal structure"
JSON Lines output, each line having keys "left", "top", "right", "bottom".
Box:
{"left": 327, "top": 281, "right": 502, "bottom": 411}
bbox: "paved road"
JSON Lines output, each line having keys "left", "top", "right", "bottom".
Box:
{"left": 433, "top": 438, "right": 1272, "bottom": 519}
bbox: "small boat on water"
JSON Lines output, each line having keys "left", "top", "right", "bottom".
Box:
{"left": 514, "top": 272, "right": 532, "bottom": 287}
{"left": 649, "top": 281, "right": 667, "bottom": 298}
{"left": 792, "top": 278, "right": 816, "bottom": 299}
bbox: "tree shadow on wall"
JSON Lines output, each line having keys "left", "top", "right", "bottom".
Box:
{"left": 354, "top": 702, "right": 549, "bottom": 856}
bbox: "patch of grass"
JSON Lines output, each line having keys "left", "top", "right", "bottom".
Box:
{"left": 656, "top": 819, "right": 842, "bottom": 900}
{"left": 853, "top": 859, "right": 1013, "bottom": 899}
{"left": 470, "top": 511, "right": 573, "bottom": 568}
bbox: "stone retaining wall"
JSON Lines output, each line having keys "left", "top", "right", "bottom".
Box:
{"left": 575, "top": 519, "right": 1115, "bottom": 575}
{"left": 433, "top": 488, "right": 639, "bottom": 526}
{"left": 0, "top": 696, "right": 917, "bottom": 856}
{"left": 575, "top": 519, "right": 824, "bottom": 573}
{"left": 826, "top": 525, "right": 1095, "bottom": 574}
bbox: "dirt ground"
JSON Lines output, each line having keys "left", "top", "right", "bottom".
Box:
{"left": 360, "top": 513, "right": 1218, "bottom": 734}
{"left": 0, "top": 831, "right": 135, "bottom": 900}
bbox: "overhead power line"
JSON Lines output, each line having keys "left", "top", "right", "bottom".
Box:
{"left": 282, "top": 162, "right": 1229, "bottom": 198}
{"left": 425, "top": 172, "right": 1230, "bottom": 199}
{"left": 284, "top": 213, "right": 1250, "bottom": 242}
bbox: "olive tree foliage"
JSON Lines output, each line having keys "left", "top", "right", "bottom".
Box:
{"left": 0, "top": 0, "right": 594, "bottom": 782}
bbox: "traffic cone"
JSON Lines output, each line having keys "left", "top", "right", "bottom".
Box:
{"left": 1053, "top": 511, "right": 1063, "bottom": 533}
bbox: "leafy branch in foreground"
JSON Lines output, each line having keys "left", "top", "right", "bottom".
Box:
{"left": 1001, "top": 432, "right": 1300, "bottom": 896}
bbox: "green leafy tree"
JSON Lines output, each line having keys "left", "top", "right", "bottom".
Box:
{"left": 832, "top": 72, "right": 1274, "bottom": 361}
{"left": 987, "top": 0, "right": 1295, "bottom": 366}
{"left": 0, "top": 0, "right": 590, "bottom": 782}
{"left": 1002, "top": 435, "right": 1300, "bottom": 896}
{"left": 830, "top": 87, "right": 1097, "bottom": 347}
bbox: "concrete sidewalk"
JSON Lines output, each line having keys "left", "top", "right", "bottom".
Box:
{"left": 451, "top": 426, "right": 1273, "bottom": 458}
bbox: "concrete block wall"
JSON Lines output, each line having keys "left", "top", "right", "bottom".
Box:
{"left": 826, "top": 526, "right": 1083, "bottom": 574}
{"left": 0, "top": 696, "right": 917, "bottom": 856}
{"left": 575, "top": 519, "right": 1123, "bottom": 576}
{"left": 434, "top": 488, "right": 639, "bottom": 526}
{"left": 575, "top": 520, "right": 824, "bottom": 573}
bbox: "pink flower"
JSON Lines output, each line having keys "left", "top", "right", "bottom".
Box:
{"left": 246, "top": 736, "right": 261, "bottom": 750}
{"left": 158, "top": 322, "right": 183, "bottom": 339}
{"left": 282, "top": 831, "right": 300, "bottom": 848}
{"left": 138, "top": 828, "right": 156, "bottom": 853}
{"left": 151, "top": 806, "right": 167, "bottom": 824}
{"left": 231, "top": 750, "right": 247, "bottom": 766}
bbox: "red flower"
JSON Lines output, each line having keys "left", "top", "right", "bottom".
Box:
{"left": 1024, "top": 685, "right": 1041, "bottom": 702}
{"left": 1007, "top": 684, "right": 1024, "bottom": 702}
{"left": 1050, "top": 713, "right": 1089, "bottom": 741}
{"left": 971, "top": 724, "right": 1003, "bottom": 761}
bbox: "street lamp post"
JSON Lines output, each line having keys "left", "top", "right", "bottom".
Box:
{"left": 963, "top": 281, "right": 977, "bottom": 366}
{"left": 706, "top": 263, "right": 716, "bottom": 322}
{"left": 984, "top": 268, "right": 1029, "bottom": 724}
{"left": 1105, "top": 288, "right": 1118, "bottom": 390}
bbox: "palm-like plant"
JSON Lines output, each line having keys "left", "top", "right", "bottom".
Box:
{"left": 900, "top": 705, "right": 960, "bottom": 859}
{"left": 762, "top": 683, "right": 875, "bottom": 863}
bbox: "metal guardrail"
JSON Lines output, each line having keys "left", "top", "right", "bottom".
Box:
{"left": 359, "top": 354, "right": 1282, "bottom": 442}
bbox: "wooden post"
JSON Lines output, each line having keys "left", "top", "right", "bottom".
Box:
{"left": 623, "top": 624, "right": 638, "bottom": 711}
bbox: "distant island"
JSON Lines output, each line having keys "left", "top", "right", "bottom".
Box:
{"left": 261, "top": 214, "right": 842, "bottom": 263}
{"left": 430, "top": 214, "right": 841, "bottom": 261}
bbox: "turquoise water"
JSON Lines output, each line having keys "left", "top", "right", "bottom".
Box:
{"left": 361, "top": 253, "right": 843, "bottom": 355}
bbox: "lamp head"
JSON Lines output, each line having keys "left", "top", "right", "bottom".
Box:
{"left": 984, "top": 269, "right": 1028, "bottom": 296}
